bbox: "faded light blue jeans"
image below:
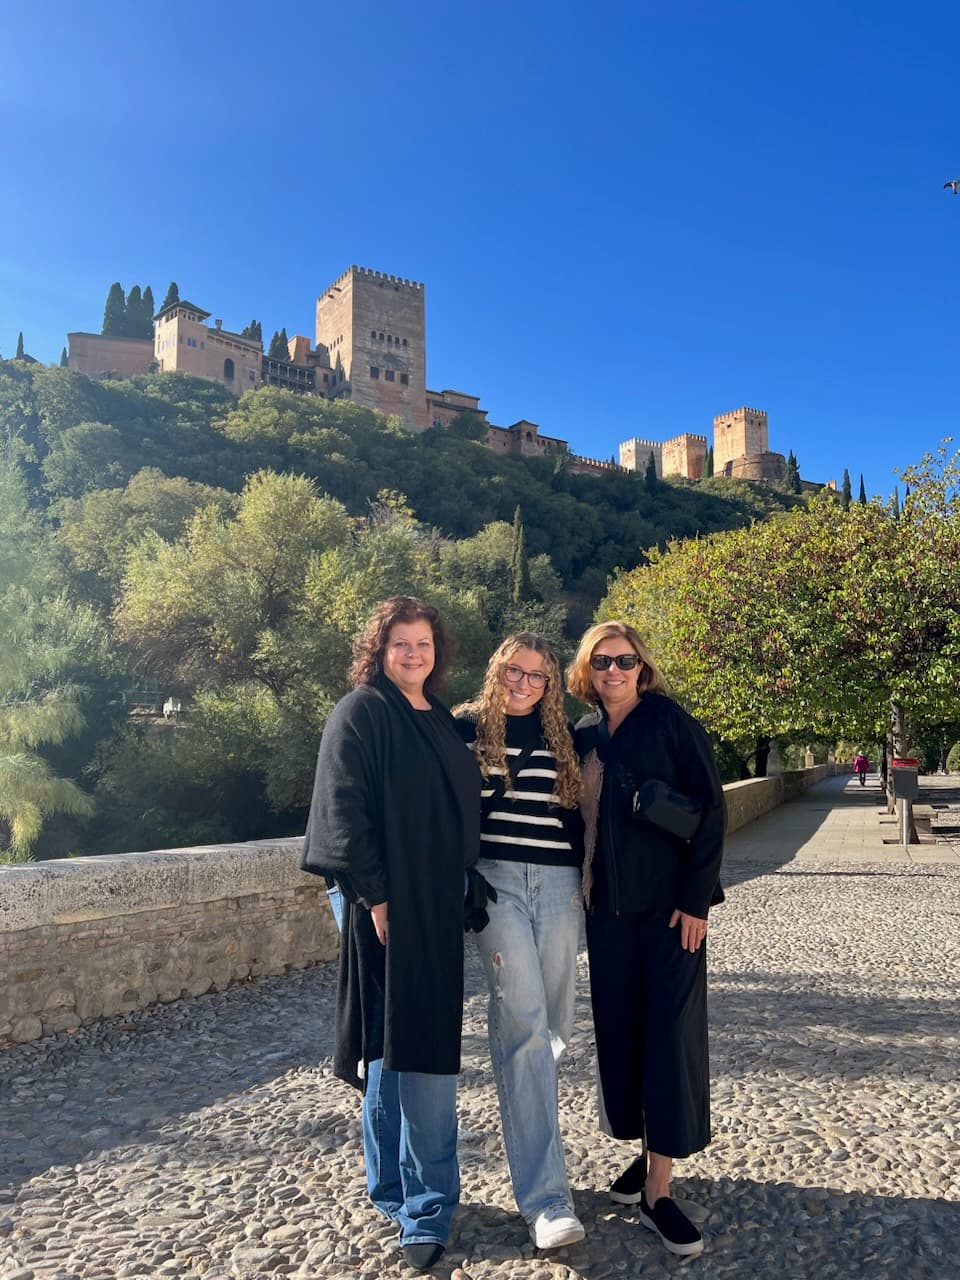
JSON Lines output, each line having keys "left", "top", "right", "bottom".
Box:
{"left": 472, "top": 857, "right": 582, "bottom": 1224}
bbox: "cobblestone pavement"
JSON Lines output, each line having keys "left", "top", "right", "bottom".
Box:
{"left": 2, "top": 776, "right": 959, "bottom": 1279}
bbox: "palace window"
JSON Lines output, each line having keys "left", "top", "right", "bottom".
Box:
{"left": 400, "top": 373, "right": 409, "bottom": 385}
{"left": 224, "top": 358, "right": 235, "bottom": 381}
{"left": 385, "top": 369, "right": 395, "bottom": 381}
{"left": 370, "top": 366, "right": 380, "bottom": 378}
{"left": 402, "top": 338, "right": 407, "bottom": 347}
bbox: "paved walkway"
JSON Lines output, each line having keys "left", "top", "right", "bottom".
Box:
{"left": 1, "top": 776, "right": 959, "bottom": 1279}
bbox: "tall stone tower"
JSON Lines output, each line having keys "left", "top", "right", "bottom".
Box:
{"left": 713, "top": 407, "right": 768, "bottom": 472}
{"left": 315, "top": 266, "right": 428, "bottom": 429}
{"left": 619, "top": 438, "right": 663, "bottom": 476}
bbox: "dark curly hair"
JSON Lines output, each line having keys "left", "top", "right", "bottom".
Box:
{"left": 349, "top": 596, "right": 452, "bottom": 693}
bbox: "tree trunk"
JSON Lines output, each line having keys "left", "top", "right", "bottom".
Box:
{"left": 754, "top": 735, "right": 771, "bottom": 778}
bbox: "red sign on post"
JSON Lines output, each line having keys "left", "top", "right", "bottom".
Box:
{"left": 891, "top": 758, "right": 919, "bottom": 768}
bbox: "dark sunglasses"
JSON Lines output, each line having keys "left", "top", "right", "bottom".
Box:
{"left": 590, "top": 653, "right": 641, "bottom": 671}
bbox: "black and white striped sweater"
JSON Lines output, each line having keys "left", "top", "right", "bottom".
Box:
{"left": 455, "top": 710, "right": 583, "bottom": 868}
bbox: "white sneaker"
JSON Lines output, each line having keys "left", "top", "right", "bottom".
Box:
{"left": 530, "top": 1209, "right": 586, "bottom": 1249}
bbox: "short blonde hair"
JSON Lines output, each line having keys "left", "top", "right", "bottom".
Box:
{"left": 566, "top": 620, "right": 668, "bottom": 706}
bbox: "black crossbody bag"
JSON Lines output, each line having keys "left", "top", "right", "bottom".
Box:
{"left": 596, "top": 715, "right": 702, "bottom": 840}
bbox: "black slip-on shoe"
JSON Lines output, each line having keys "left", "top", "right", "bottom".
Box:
{"left": 609, "top": 1154, "right": 647, "bottom": 1204}
{"left": 637, "top": 1191, "right": 704, "bottom": 1256}
{"left": 402, "top": 1241, "right": 445, "bottom": 1271}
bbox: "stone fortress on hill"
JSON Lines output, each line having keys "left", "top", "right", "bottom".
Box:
{"left": 68, "top": 264, "right": 808, "bottom": 486}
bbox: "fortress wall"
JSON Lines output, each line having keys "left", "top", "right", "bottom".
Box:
{"left": 1, "top": 764, "right": 840, "bottom": 1049}
{"left": 0, "top": 840, "right": 338, "bottom": 1048}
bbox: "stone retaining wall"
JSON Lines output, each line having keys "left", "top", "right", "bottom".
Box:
{"left": 0, "top": 840, "right": 338, "bottom": 1048}
{"left": 0, "top": 766, "right": 843, "bottom": 1048}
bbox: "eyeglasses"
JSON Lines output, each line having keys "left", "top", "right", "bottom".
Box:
{"left": 503, "top": 664, "right": 549, "bottom": 688}
{"left": 590, "top": 653, "right": 641, "bottom": 671}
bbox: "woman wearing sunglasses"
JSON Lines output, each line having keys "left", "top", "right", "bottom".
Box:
{"left": 567, "top": 621, "right": 725, "bottom": 1259}
{"left": 454, "top": 634, "right": 585, "bottom": 1250}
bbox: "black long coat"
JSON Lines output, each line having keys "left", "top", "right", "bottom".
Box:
{"left": 301, "top": 674, "right": 481, "bottom": 1087}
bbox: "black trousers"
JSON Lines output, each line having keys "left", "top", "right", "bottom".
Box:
{"left": 585, "top": 906, "right": 711, "bottom": 1158}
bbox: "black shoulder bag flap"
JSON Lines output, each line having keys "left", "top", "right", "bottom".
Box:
{"left": 633, "top": 778, "right": 702, "bottom": 840}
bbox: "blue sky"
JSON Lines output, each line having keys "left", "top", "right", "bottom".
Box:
{"left": 2, "top": 0, "right": 958, "bottom": 494}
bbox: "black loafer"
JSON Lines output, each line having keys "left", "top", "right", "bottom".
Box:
{"left": 609, "top": 1153, "right": 647, "bottom": 1204}
{"left": 402, "top": 1241, "right": 445, "bottom": 1271}
{"left": 638, "top": 1191, "right": 703, "bottom": 1256}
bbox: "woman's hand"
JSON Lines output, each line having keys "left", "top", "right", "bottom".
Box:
{"left": 669, "top": 909, "right": 707, "bottom": 952}
{"left": 371, "top": 901, "right": 388, "bottom": 945}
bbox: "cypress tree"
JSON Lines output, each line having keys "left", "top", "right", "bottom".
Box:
{"left": 15, "top": 331, "right": 24, "bottom": 359}
{"left": 59, "top": 347, "right": 68, "bottom": 368}
{"left": 161, "top": 281, "right": 180, "bottom": 310}
{"left": 706, "top": 445, "right": 714, "bottom": 477}
{"left": 126, "top": 285, "right": 143, "bottom": 338}
{"left": 143, "top": 285, "right": 155, "bottom": 322}
{"left": 268, "top": 328, "right": 289, "bottom": 359}
{"left": 510, "top": 505, "right": 532, "bottom": 604}
{"left": 644, "top": 451, "right": 658, "bottom": 493}
{"left": 241, "top": 320, "right": 263, "bottom": 345}
{"left": 785, "top": 449, "right": 802, "bottom": 494}
{"left": 858, "top": 473, "right": 867, "bottom": 505}
{"left": 841, "top": 468, "right": 852, "bottom": 511}
{"left": 102, "top": 282, "right": 127, "bottom": 335}
{"left": 892, "top": 485, "right": 901, "bottom": 519}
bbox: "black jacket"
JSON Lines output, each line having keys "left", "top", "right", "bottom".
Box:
{"left": 301, "top": 675, "right": 481, "bottom": 1085}
{"left": 574, "top": 693, "right": 725, "bottom": 919}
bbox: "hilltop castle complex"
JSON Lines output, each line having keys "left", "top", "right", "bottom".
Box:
{"left": 68, "top": 264, "right": 808, "bottom": 486}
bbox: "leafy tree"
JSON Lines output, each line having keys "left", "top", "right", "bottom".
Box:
{"left": 602, "top": 447, "right": 960, "bottom": 785}
{"left": 161, "top": 281, "right": 180, "bottom": 310}
{"left": 447, "top": 410, "right": 487, "bottom": 441}
{"left": 56, "top": 468, "right": 235, "bottom": 607}
{"left": 841, "top": 467, "right": 852, "bottom": 511}
{"left": 41, "top": 421, "right": 131, "bottom": 499}
{"left": 0, "top": 460, "right": 97, "bottom": 860}
{"left": 947, "top": 741, "right": 960, "bottom": 772}
{"left": 102, "top": 283, "right": 127, "bottom": 336}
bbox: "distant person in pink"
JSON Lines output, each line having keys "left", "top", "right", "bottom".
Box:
{"left": 853, "top": 752, "right": 870, "bottom": 787}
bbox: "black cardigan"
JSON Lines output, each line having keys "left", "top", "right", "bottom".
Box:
{"left": 302, "top": 675, "right": 481, "bottom": 1085}
{"left": 574, "top": 693, "right": 725, "bottom": 919}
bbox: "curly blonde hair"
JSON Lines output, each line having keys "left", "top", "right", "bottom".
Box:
{"left": 455, "top": 633, "right": 580, "bottom": 808}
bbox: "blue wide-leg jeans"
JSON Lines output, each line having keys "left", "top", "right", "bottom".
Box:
{"left": 362, "top": 1058, "right": 460, "bottom": 1245}
{"left": 472, "top": 858, "right": 582, "bottom": 1224}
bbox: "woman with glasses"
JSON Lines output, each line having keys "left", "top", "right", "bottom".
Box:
{"left": 454, "top": 633, "right": 586, "bottom": 1251}
{"left": 567, "top": 621, "right": 725, "bottom": 1260}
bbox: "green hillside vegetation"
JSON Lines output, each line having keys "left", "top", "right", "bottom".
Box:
{"left": 0, "top": 360, "right": 804, "bottom": 859}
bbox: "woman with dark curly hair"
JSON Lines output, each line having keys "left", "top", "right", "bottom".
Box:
{"left": 454, "top": 633, "right": 585, "bottom": 1250}
{"left": 301, "top": 597, "right": 481, "bottom": 1272}
{"left": 567, "top": 620, "right": 724, "bottom": 1260}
